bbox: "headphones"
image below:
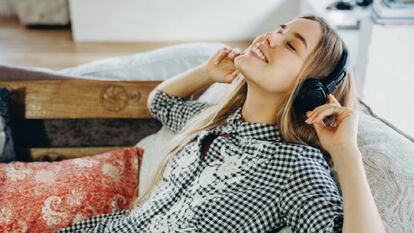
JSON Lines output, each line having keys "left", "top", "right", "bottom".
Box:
{"left": 293, "top": 45, "right": 349, "bottom": 118}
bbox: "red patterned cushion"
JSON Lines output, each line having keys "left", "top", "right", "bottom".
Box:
{"left": 0, "top": 146, "right": 144, "bottom": 233}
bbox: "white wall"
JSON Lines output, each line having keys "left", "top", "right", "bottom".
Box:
{"left": 69, "top": 0, "right": 300, "bottom": 41}
{"left": 0, "top": 0, "right": 16, "bottom": 17}
{"left": 356, "top": 17, "right": 414, "bottom": 136}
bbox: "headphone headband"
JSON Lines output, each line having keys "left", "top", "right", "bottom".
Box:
{"left": 321, "top": 45, "right": 349, "bottom": 94}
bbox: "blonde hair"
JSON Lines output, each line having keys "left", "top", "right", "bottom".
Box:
{"left": 132, "top": 14, "right": 358, "bottom": 208}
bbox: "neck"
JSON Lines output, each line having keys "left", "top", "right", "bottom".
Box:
{"left": 241, "top": 84, "right": 284, "bottom": 125}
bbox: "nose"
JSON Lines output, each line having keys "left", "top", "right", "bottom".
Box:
{"left": 264, "top": 32, "right": 276, "bottom": 48}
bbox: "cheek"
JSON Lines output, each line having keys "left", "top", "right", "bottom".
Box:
{"left": 262, "top": 73, "right": 293, "bottom": 93}
{"left": 235, "top": 54, "right": 303, "bottom": 93}
{"left": 262, "top": 60, "right": 301, "bottom": 92}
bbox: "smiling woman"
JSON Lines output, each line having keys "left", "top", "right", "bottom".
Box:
{"left": 58, "top": 14, "right": 386, "bottom": 233}
{"left": 234, "top": 17, "right": 324, "bottom": 101}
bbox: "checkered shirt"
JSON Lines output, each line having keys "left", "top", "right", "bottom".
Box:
{"left": 58, "top": 89, "right": 344, "bottom": 233}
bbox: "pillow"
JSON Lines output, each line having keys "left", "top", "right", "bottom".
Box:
{"left": 135, "top": 126, "right": 175, "bottom": 196}
{"left": 0, "top": 64, "right": 86, "bottom": 81}
{"left": 356, "top": 101, "right": 414, "bottom": 233}
{"left": 0, "top": 42, "right": 227, "bottom": 82}
{"left": 59, "top": 42, "right": 227, "bottom": 81}
{"left": 0, "top": 146, "right": 144, "bottom": 233}
{"left": 0, "top": 88, "right": 17, "bottom": 163}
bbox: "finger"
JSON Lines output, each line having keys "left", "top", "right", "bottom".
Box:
{"left": 312, "top": 106, "right": 348, "bottom": 126}
{"left": 214, "top": 48, "right": 231, "bottom": 64}
{"left": 227, "top": 51, "right": 237, "bottom": 60}
{"left": 312, "top": 120, "right": 327, "bottom": 131}
{"left": 215, "top": 48, "right": 230, "bottom": 64}
{"left": 228, "top": 48, "right": 241, "bottom": 57}
{"left": 229, "top": 52, "right": 241, "bottom": 61}
{"left": 335, "top": 110, "right": 355, "bottom": 122}
{"left": 312, "top": 120, "right": 331, "bottom": 136}
{"left": 306, "top": 103, "right": 337, "bottom": 121}
{"left": 327, "top": 94, "right": 341, "bottom": 107}
{"left": 306, "top": 105, "right": 347, "bottom": 125}
{"left": 226, "top": 70, "right": 240, "bottom": 83}
{"left": 231, "top": 48, "right": 241, "bottom": 55}
{"left": 312, "top": 120, "right": 338, "bottom": 139}
{"left": 335, "top": 111, "right": 352, "bottom": 123}
{"left": 308, "top": 105, "right": 339, "bottom": 124}
{"left": 228, "top": 49, "right": 241, "bottom": 60}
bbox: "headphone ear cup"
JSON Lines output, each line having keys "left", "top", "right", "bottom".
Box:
{"left": 293, "top": 78, "right": 328, "bottom": 115}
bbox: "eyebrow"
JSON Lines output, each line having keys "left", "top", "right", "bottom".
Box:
{"left": 279, "top": 24, "right": 308, "bottom": 50}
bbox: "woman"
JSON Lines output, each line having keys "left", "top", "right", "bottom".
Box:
{"left": 59, "top": 14, "right": 386, "bottom": 233}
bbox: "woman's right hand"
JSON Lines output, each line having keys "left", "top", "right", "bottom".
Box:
{"left": 202, "top": 47, "right": 242, "bottom": 83}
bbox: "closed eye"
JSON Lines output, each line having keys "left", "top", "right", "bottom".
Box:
{"left": 286, "top": 42, "right": 296, "bottom": 52}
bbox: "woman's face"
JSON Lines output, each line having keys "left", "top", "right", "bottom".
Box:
{"left": 234, "top": 18, "right": 323, "bottom": 95}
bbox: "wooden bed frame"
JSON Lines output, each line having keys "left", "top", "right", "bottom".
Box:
{"left": 1, "top": 79, "right": 164, "bottom": 161}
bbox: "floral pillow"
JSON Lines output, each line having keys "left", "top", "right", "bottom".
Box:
{"left": 0, "top": 146, "right": 144, "bottom": 233}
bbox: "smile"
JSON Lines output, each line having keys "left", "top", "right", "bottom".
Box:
{"left": 248, "top": 45, "right": 269, "bottom": 63}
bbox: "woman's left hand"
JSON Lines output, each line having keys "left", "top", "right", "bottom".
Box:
{"left": 305, "top": 94, "right": 359, "bottom": 156}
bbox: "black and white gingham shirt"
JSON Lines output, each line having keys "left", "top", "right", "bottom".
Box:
{"left": 59, "top": 89, "right": 344, "bottom": 233}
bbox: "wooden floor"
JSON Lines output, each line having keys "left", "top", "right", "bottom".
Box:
{"left": 0, "top": 17, "right": 251, "bottom": 70}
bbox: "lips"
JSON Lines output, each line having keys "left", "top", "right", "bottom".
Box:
{"left": 248, "top": 44, "right": 269, "bottom": 63}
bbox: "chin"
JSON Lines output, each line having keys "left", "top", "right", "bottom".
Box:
{"left": 239, "top": 71, "right": 266, "bottom": 93}
{"left": 236, "top": 55, "right": 261, "bottom": 74}
{"left": 235, "top": 53, "right": 266, "bottom": 67}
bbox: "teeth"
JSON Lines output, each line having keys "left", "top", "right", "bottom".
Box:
{"left": 251, "top": 46, "right": 266, "bottom": 62}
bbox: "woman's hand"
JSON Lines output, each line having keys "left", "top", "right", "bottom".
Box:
{"left": 201, "top": 47, "right": 242, "bottom": 83}
{"left": 305, "top": 94, "right": 359, "bottom": 158}
{"left": 306, "top": 95, "right": 388, "bottom": 233}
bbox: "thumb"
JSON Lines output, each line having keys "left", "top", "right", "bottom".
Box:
{"left": 226, "top": 70, "right": 239, "bottom": 82}
{"left": 312, "top": 121, "right": 326, "bottom": 136}
{"left": 327, "top": 94, "right": 341, "bottom": 106}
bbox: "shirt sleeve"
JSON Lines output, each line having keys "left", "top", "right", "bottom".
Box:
{"left": 279, "top": 149, "right": 344, "bottom": 233}
{"left": 148, "top": 88, "right": 213, "bottom": 133}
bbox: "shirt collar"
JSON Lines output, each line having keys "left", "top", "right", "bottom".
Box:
{"left": 214, "top": 106, "right": 283, "bottom": 142}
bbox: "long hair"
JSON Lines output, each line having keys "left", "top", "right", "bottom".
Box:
{"left": 132, "top": 14, "right": 358, "bottom": 208}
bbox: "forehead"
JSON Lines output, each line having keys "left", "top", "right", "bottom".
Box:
{"left": 285, "top": 18, "right": 323, "bottom": 52}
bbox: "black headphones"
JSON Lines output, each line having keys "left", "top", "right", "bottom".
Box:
{"left": 293, "top": 45, "right": 349, "bottom": 118}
